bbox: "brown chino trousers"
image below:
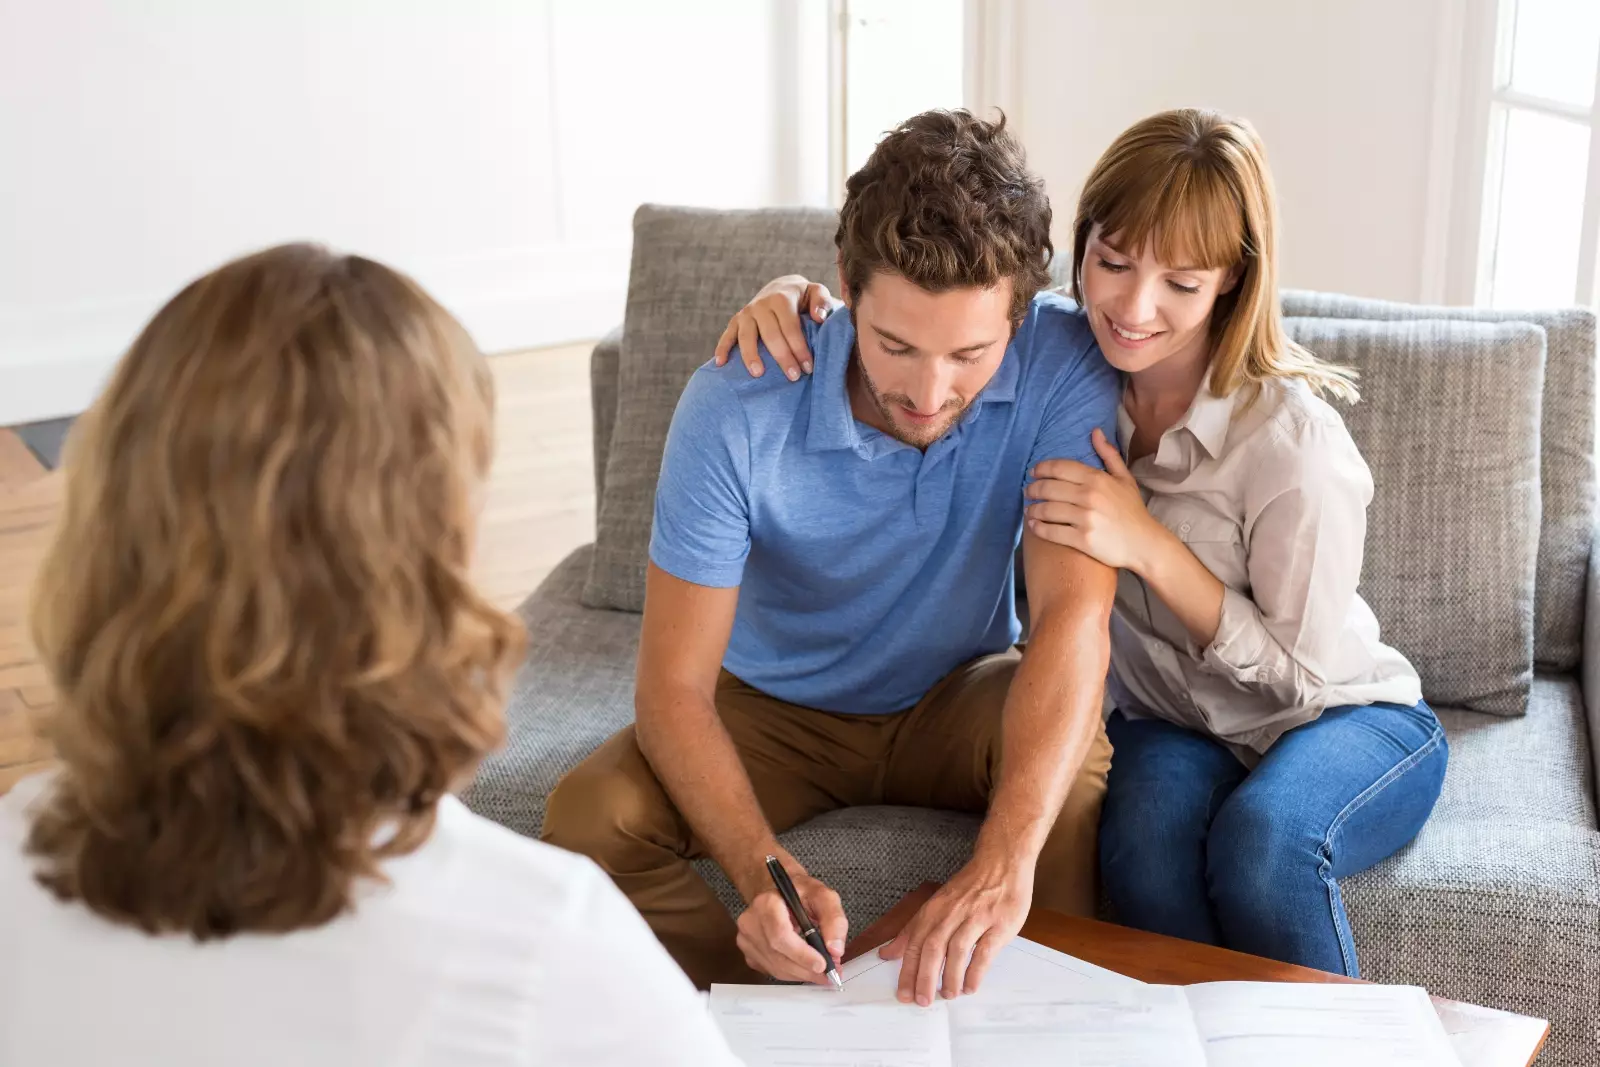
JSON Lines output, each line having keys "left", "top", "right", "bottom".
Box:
{"left": 540, "top": 649, "right": 1112, "bottom": 989}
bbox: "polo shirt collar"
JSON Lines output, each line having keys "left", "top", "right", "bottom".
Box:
{"left": 806, "top": 314, "right": 863, "bottom": 453}
{"left": 973, "top": 336, "right": 1020, "bottom": 405}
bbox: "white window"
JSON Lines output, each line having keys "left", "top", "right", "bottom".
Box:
{"left": 830, "top": 0, "right": 966, "bottom": 200}
{"left": 1476, "top": 0, "right": 1600, "bottom": 308}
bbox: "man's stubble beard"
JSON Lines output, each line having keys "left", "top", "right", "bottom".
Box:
{"left": 851, "top": 341, "right": 969, "bottom": 449}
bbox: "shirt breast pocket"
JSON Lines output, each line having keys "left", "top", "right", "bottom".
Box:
{"left": 1170, "top": 512, "right": 1250, "bottom": 591}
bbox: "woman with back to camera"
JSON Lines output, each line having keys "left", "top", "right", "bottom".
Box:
{"left": 0, "top": 243, "right": 742, "bottom": 1066}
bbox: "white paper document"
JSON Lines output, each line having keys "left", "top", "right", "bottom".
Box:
{"left": 833, "top": 936, "right": 1140, "bottom": 1000}
{"left": 1183, "top": 982, "right": 1463, "bottom": 1067}
{"left": 1433, "top": 997, "right": 1547, "bottom": 1067}
{"left": 708, "top": 941, "right": 1464, "bottom": 1067}
{"left": 709, "top": 981, "right": 951, "bottom": 1067}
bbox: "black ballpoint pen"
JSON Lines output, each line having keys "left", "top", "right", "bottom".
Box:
{"left": 765, "top": 854, "right": 844, "bottom": 991}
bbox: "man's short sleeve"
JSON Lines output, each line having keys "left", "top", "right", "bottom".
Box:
{"left": 1025, "top": 310, "right": 1121, "bottom": 476}
{"left": 648, "top": 368, "right": 752, "bottom": 588}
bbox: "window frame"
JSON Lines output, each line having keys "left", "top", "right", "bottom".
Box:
{"left": 825, "top": 0, "right": 978, "bottom": 206}
{"left": 1473, "top": 0, "right": 1600, "bottom": 308}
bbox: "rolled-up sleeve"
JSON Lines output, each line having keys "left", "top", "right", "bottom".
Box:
{"left": 1200, "top": 414, "right": 1373, "bottom": 707}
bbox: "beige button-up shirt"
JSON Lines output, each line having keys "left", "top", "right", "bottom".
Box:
{"left": 1109, "top": 377, "right": 1421, "bottom": 763}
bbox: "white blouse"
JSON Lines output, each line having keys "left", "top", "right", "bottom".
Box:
{"left": 0, "top": 772, "right": 742, "bottom": 1067}
{"left": 1109, "top": 377, "right": 1422, "bottom": 761}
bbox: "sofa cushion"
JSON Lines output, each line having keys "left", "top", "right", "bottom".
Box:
{"left": 1283, "top": 291, "right": 1597, "bottom": 674}
{"left": 1429, "top": 675, "right": 1596, "bottom": 829}
{"left": 590, "top": 326, "right": 623, "bottom": 506}
{"left": 1345, "top": 675, "right": 1598, "bottom": 1067}
{"left": 1588, "top": 513, "right": 1600, "bottom": 801}
{"left": 582, "top": 205, "right": 840, "bottom": 612}
{"left": 461, "top": 546, "right": 640, "bottom": 839}
{"left": 469, "top": 554, "right": 1598, "bottom": 1064}
{"left": 1283, "top": 317, "right": 1545, "bottom": 716}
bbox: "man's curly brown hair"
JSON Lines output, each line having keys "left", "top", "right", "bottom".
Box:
{"left": 835, "top": 109, "right": 1053, "bottom": 326}
{"left": 24, "top": 243, "right": 525, "bottom": 939}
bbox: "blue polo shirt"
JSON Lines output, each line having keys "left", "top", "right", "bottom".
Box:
{"left": 649, "top": 291, "right": 1118, "bottom": 715}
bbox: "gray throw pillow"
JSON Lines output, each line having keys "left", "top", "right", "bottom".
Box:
{"left": 581, "top": 205, "right": 839, "bottom": 612}
{"left": 1283, "top": 291, "right": 1595, "bottom": 674}
{"left": 1284, "top": 317, "right": 1546, "bottom": 716}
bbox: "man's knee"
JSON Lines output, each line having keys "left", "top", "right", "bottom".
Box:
{"left": 540, "top": 729, "right": 683, "bottom": 868}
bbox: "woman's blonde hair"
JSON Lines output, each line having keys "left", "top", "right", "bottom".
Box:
{"left": 1069, "top": 108, "right": 1357, "bottom": 402}
{"left": 26, "top": 243, "right": 525, "bottom": 938}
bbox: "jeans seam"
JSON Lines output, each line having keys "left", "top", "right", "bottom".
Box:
{"left": 1203, "top": 777, "right": 1238, "bottom": 827}
{"left": 1316, "top": 719, "right": 1447, "bottom": 975}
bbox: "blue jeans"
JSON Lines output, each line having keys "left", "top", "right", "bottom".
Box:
{"left": 1098, "top": 701, "right": 1447, "bottom": 977}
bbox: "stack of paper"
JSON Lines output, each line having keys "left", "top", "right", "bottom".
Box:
{"left": 709, "top": 939, "right": 1467, "bottom": 1067}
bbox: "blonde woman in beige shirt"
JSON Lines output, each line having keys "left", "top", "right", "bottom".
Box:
{"left": 710, "top": 109, "right": 1446, "bottom": 978}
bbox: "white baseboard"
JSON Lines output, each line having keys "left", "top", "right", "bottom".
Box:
{"left": 411, "top": 238, "right": 631, "bottom": 355}
{"left": 0, "top": 356, "right": 115, "bottom": 428}
{"left": 0, "top": 239, "right": 631, "bottom": 426}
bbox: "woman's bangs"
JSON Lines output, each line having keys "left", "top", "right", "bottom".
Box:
{"left": 1098, "top": 161, "right": 1244, "bottom": 272}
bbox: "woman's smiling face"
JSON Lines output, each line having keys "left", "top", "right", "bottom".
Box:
{"left": 1078, "top": 223, "right": 1239, "bottom": 375}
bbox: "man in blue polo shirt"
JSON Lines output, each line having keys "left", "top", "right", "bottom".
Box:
{"left": 543, "top": 110, "right": 1119, "bottom": 1004}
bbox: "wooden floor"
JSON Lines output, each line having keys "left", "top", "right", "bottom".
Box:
{"left": 0, "top": 341, "right": 597, "bottom": 796}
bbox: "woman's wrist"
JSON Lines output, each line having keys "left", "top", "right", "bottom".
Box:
{"left": 1137, "top": 521, "right": 1226, "bottom": 647}
{"left": 1130, "top": 517, "right": 1178, "bottom": 581}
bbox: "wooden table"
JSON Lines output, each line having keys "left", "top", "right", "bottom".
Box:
{"left": 844, "top": 883, "right": 1550, "bottom": 1067}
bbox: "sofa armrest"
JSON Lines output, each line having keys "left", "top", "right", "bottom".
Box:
{"left": 590, "top": 325, "right": 623, "bottom": 507}
{"left": 1586, "top": 511, "right": 1600, "bottom": 803}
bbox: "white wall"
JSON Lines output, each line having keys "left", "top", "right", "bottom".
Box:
{"left": 0, "top": 0, "right": 830, "bottom": 425}
{"left": 2, "top": 0, "right": 1481, "bottom": 424}
{"left": 1002, "top": 0, "right": 1462, "bottom": 303}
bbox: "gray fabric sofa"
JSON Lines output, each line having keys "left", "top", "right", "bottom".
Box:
{"left": 462, "top": 207, "right": 1600, "bottom": 1065}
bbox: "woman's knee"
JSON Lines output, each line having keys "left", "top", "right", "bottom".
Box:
{"left": 1205, "top": 792, "right": 1324, "bottom": 915}
{"left": 1098, "top": 794, "right": 1227, "bottom": 942}
{"left": 1101, "top": 757, "right": 1228, "bottom": 860}
{"left": 1098, "top": 788, "right": 1214, "bottom": 913}
{"left": 1100, "top": 782, "right": 1173, "bottom": 881}
{"left": 1099, "top": 823, "right": 1189, "bottom": 909}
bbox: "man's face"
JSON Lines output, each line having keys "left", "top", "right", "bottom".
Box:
{"left": 842, "top": 269, "right": 1013, "bottom": 449}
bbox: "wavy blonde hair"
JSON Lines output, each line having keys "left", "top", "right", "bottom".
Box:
{"left": 1069, "top": 108, "right": 1357, "bottom": 402}
{"left": 26, "top": 243, "right": 525, "bottom": 937}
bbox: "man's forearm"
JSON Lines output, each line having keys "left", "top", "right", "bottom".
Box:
{"left": 976, "top": 610, "right": 1109, "bottom": 868}
{"left": 634, "top": 689, "right": 780, "bottom": 902}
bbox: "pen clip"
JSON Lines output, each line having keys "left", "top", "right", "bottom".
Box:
{"left": 764, "top": 854, "right": 816, "bottom": 933}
